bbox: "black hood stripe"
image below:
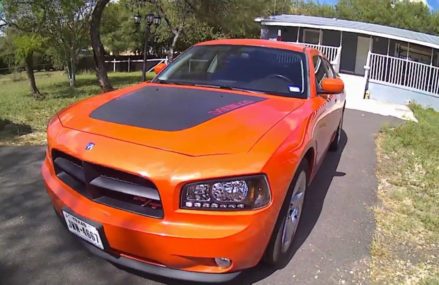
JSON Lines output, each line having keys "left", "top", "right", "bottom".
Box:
{"left": 90, "top": 86, "right": 266, "bottom": 131}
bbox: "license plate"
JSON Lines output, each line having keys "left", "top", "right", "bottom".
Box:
{"left": 63, "top": 210, "right": 104, "bottom": 250}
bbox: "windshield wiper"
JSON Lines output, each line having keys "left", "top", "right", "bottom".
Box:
{"left": 157, "top": 81, "right": 267, "bottom": 95}
{"left": 156, "top": 79, "right": 188, "bottom": 85}
{"left": 193, "top": 83, "right": 262, "bottom": 94}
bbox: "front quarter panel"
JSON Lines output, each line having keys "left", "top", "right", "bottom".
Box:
{"left": 251, "top": 100, "right": 314, "bottom": 218}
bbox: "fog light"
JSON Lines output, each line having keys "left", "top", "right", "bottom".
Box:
{"left": 214, "top": 257, "right": 231, "bottom": 268}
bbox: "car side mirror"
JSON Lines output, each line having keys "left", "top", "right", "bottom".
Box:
{"left": 319, "top": 78, "right": 344, "bottom": 94}
{"left": 153, "top": 62, "right": 167, "bottom": 74}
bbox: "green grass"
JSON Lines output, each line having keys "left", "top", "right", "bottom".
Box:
{"left": 0, "top": 70, "right": 154, "bottom": 145}
{"left": 371, "top": 105, "right": 439, "bottom": 284}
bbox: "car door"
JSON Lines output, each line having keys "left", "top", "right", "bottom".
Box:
{"left": 321, "top": 57, "right": 344, "bottom": 139}
{"left": 311, "top": 55, "right": 336, "bottom": 166}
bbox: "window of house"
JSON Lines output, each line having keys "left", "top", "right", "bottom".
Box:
{"left": 303, "top": 29, "right": 321, "bottom": 45}
{"left": 395, "top": 42, "right": 432, "bottom": 64}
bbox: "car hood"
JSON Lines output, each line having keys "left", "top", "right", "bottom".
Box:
{"left": 59, "top": 83, "right": 305, "bottom": 156}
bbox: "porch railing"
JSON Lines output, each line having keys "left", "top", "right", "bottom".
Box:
{"left": 289, "top": 42, "right": 341, "bottom": 72}
{"left": 368, "top": 53, "right": 439, "bottom": 96}
{"left": 300, "top": 43, "right": 340, "bottom": 63}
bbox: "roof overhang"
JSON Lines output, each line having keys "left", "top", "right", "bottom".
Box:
{"left": 259, "top": 18, "right": 439, "bottom": 50}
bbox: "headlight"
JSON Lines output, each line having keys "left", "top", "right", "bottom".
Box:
{"left": 181, "top": 175, "right": 271, "bottom": 210}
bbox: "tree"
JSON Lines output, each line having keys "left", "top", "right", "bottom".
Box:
{"left": 334, "top": 0, "right": 436, "bottom": 35}
{"left": 42, "top": 0, "right": 94, "bottom": 87}
{"left": 155, "top": 0, "right": 195, "bottom": 61}
{"left": 0, "top": 1, "right": 6, "bottom": 29}
{"left": 192, "top": 0, "right": 271, "bottom": 38}
{"left": 101, "top": 1, "right": 140, "bottom": 55}
{"left": 432, "top": 11, "right": 439, "bottom": 36}
{"left": 90, "top": 0, "right": 113, "bottom": 92}
{"left": 14, "top": 34, "right": 45, "bottom": 98}
{"left": 390, "top": 1, "right": 432, "bottom": 33}
{"left": 2, "top": 0, "right": 93, "bottom": 89}
{"left": 1, "top": 0, "right": 45, "bottom": 98}
{"left": 294, "top": 1, "right": 337, "bottom": 18}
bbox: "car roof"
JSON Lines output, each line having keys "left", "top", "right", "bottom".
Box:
{"left": 195, "top": 39, "right": 309, "bottom": 53}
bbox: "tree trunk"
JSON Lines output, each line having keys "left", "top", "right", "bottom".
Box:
{"left": 68, "top": 53, "right": 76, "bottom": 88}
{"left": 24, "top": 53, "right": 42, "bottom": 98}
{"left": 168, "top": 27, "right": 182, "bottom": 61}
{"left": 90, "top": 0, "right": 113, "bottom": 92}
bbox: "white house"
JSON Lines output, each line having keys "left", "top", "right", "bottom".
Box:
{"left": 256, "top": 15, "right": 439, "bottom": 110}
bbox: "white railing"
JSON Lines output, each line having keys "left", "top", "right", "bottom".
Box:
{"left": 289, "top": 42, "right": 341, "bottom": 72}
{"left": 369, "top": 53, "right": 439, "bottom": 96}
{"left": 105, "top": 58, "right": 167, "bottom": 73}
{"left": 300, "top": 43, "right": 340, "bottom": 63}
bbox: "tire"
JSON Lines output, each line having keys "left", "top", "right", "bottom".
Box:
{"left": 329, "top": 108, "right": 345, "bottom": 152}
{"left": 263, "top": 160, "right": 308, "bottom": 267}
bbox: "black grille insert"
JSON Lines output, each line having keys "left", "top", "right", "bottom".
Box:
{"left": 52, "top": 150, "right": 163, "bottom": 218}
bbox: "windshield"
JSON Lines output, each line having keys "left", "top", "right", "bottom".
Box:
{"left": 154, "top": 45, "right": 308, "bottom": 98}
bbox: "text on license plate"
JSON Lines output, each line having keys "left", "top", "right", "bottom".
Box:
{"left": 63, "top": 211, "right": 104, "bottom": 250}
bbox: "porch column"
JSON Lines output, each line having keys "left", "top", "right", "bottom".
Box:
{"left": 340, "top": 31, "right": 343, "bottom": 47}
{"left": 318, "top": 29, "right": 322, "bottom": 46}
{"left": 296, "top": 27, "right": 300, "bottom": 43}
{"left": 386, "top": 39, "right": 390, "bottom": 56}
{"left": 363, "top": 37, "right": 373, "bottom": 99}
{"left": 427, "top": 48, "right": 434, "bottom": 93}
{"left": 385, "top": 39, "right": 390, "bottom": 82}
{"left": 334, "top": 31, "right": 343, "bottom": 73}
{"left": 404, "top": 43, "right": 410, "bottom": 85}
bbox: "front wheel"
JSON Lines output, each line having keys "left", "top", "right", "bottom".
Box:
{"left": 329, "top": 108, "right": 345, "bottom": 152}
{"left": 263, "top": 160, "right": 308, "bottom": 267}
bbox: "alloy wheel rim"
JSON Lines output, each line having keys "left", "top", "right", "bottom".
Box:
{"left": 280, "top": 171, "right": 306, "bottom": 253}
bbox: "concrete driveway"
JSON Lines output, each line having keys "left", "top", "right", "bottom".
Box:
{"left": 0, "top": 110, "right": 401, "bottom": 285}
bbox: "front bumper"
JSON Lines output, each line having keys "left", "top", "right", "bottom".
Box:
{"left": 80, "top": 239, "right": 240, "bottom": 283}
{"left": 42, "top": 156, "right": 276, "bottom": 282}
{"left": 54, "top": 208, "right": 240, "bottom": 283}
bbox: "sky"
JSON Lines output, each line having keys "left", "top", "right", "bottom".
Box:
{"left": 317, "top": 0, "right": 439, "bottom": 10}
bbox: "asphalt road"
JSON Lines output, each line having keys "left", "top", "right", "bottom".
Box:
{"left": 0, "top": 110, "right": 401, "bottom": 285}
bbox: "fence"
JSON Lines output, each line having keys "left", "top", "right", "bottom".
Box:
{"left": 104, "top": 58, "right": 167, "bottom": 73}
{"left": 368, "top": 53, "right": 439, "bottom": 96}
{"left": 290, "top": 42, "right": 341, "bottom": 72}
{"left": 301, "top": 43, "right": 341, "bottom": 63}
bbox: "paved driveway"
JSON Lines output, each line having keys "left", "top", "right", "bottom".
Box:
{"left": 0, "top": 110, "right": 401, "bottom": 285}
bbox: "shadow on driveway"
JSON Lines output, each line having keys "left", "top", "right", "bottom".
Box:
{"left": 0, "top": 146, "right": 137, "bottom": 285}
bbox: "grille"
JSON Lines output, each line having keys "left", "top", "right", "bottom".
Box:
{"left": 52, "top": 150, "right": 163, "bottom": 218}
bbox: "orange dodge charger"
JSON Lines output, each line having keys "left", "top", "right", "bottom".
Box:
{"left": 42, "top": 39, "right": 345, "bottom": 283}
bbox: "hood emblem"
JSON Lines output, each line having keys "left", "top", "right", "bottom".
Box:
{"left": 85, "top": 142, "right": 95, "bottom": 151}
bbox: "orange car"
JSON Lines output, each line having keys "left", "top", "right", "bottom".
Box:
{"left": 41, "top": 39, "right": 345, "bottom": 283}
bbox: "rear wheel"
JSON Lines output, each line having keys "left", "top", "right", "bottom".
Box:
{"left": 263, "top": 160, "right": 308, "bottom": 266}
{"left": 329, "top": 108, "right": 345, "bottom": 152}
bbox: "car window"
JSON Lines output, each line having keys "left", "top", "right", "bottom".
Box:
{"left": 313, "top": 56, "right": 332, "bottom": 87}
{"left": 322, "top": 58, "right": 336, "bottom": 78}
{"left": 155, "top": 45, "right": 308, "bottom": 98}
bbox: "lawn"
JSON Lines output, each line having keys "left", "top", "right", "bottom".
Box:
{"left": 372, "top": 105, "right": 439, "bottom": 284}
{"left": 0, "top": 71, "right": 154, "bottom": 145}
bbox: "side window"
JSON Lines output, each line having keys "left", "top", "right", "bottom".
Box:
{"left": 313, "top": 56, "right": 330, "bottom": 86}
{"left": 322, "top": 58, "right": 336, "bottom": 78}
